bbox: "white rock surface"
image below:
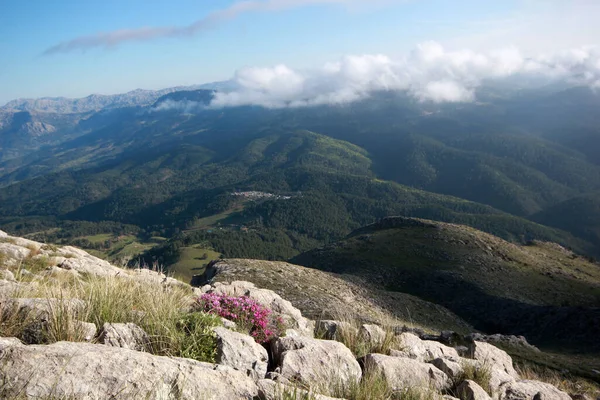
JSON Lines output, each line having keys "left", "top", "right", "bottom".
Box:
{"left": 365, "top": 353, "right": 451, "bottom": 391}
{"left": 272, "top": 336, "right": 361, "bottom": 389}
{"left": 359, "top": 324, "right": 386, "bottom": 347}
{"left": 471, "top": 341, "right": 519, "bottom": 378}
{"left": 213, "top": 326, "right": 268, "bottom": 379}
{"left": 0, "top": 338, "right": 258, "bottom": 400}
{"left": 98, "top": 323, "right": 149, "bottom": 351}
{"left": 431, "top": 357, "right": 464, "bottom": 380}
{"left": 500, "top": 380, "right": 571, "bottom": 400}
{"left": 393, "top": 332, "right": 460, "bottom": 362}
{"left": 457, "top": 380, "right": 492, "bottom": 400}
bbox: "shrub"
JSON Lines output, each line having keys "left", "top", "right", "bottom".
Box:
{"left": 174, "top": 312, "right": 221, "bottom": 362}
{"left": 195, "top": 292, "right": 285, "bottom": 343}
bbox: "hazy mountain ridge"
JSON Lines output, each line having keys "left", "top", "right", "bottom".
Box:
{"left": 0, "top": 81, "right": 229, "bottom": 114}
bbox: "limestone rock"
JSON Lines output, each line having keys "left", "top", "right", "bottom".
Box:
{"left": 0, "top": 279, "right": 23, "bottom": 298}
{"left": 98, "top": 322, "right": 149, "bottom": 351}
{"left": 257, "top": 379, "right": 343, "bottom": 400}
{"left": 470, "top": 341, "right": 519, "bottom": 378}
{"left": 365, "top": 353, "right": 451, "bottom": 391}
{"left": 272, "top": 336, "right": 361, "bottom": 389}
{"left": 393, "top": 332, "right": 460, "bottom": 362}
{"left": 500, "top": 380, "right": 571, "bottom": 400}
{"left": 205, "top": 280, "right": 314, "bottom": 337}
{"left": 488, "top": 368, "right": 517, "bottom": 396}
{"left": 77, "top": 321, "right": 97, "bottom": 342}
{"left": 213, "top": 326, "right": 268, "bottom": 379}
{"left": 0, "top": 269, "right": 15, "bottom": 281}
{"left": 0, "top": 338, "right": 258, "bottom": 399}
{"left": 0, "top": 242, "right": 31, "bottom": 262}
{"left": 431, "top": 357, "right": 464, "bottom": 380}
{"left": 470, "top": 333, "right": 540, "bottom": 353}
{"left": 359, "top": 324, "right": 386, "bottom": 347}
{"left": 457, "top": 380, "right": 492, "bottom": 400}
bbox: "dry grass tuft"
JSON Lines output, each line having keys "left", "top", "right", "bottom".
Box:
{"left": 324, "top": 308, "right": 401, "bottom": 358}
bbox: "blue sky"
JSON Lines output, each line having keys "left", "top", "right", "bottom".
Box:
{"left": 1, "top": 0, "right": 598, "bottom": 105}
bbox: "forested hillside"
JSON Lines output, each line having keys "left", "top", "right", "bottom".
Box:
{"left": 1, "top": 86, "right": 599, "bottom": 270}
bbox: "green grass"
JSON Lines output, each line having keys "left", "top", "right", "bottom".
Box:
{"left": 73, "top": 235, "right": 162, "bottom": 264}
{"left": 184, "top": 203, "right": 247, "bottom": 232}
{"left": 169, "top": 246, "right": 221, "bottom": 282}
{"left": 80, "top": 233, "right": 113, "bottom": 244}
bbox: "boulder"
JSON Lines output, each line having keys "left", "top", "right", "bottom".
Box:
{"left": 470, "top": 341, "right": 519, "bottom": 378}
{"left": 0, "top": 338, "right": 258, "bottom": 399}
{"left": 364, "top": 353, "right": 451, "bottom": 391}
{"left": 204, "top": 281, "right": 314, "bottom": 337}
{"left": 98, "top": 323, "right": 149, "bottom": 351}
{"left": 500, "top": 380, "right": 571, "bottom": 400}
{"left": 0, "top": 242, "right": 34, "bottom": 262}
{"left": 431, "top": 357, "right": 464, "bottom": 380}
{"left": 488, "top": 368, "right": 517, "bottom": 396}
{"left": 393, "top": 332, "right": 460, "bottom": 362}
{"left": 457, "top": 380, "right": 492, "bottom": 400}
{"left": 257, "top": 379, "right": 343, "bottom": 400}
{"left": 359, "top": 324, "right": 386, "bottom": 347}
{"left": 77, "top": 321, "right": 97, "bottom": 342}
{"left": 272, "top": 336, "right": 361, "bottom": 389}
{"left": 0, "top": 269, "right": 15, "bottom": 281}
{"left": 470, "top": 333, "right": 540, "bottom": 353}
{"left": 0, "top": 279, "right": 23, "bottom": 298}
{"left": 213, "top": 326, "right": 268, "bottom": 379}
{"left": 51, "top": 246, "right": 123, "bottom": 276}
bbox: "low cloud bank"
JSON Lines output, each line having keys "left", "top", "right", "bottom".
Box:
{"left": 209, "top": 42, "right": 600, "bottom": 108}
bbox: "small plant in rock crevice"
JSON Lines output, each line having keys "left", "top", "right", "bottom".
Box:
{"left": 195, "top": 292, "right": 285, "bottom": 343}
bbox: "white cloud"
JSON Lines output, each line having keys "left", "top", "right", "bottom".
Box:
{"left": 209, "top": 42, "right": 600, "bottom": 108}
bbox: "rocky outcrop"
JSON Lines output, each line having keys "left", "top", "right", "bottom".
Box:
{"left": 0, "top": 231, "right": 187, "bottom": 289}
{"left": 470, "top": 333, "right": 540, "bottom": 353}
{"left": 365, "top": 353, "right": 451, "bottom": 391}
{"left": 470, "top": 341, "right": 519, "bottom": 378}
{"left": 199, "top": 280, "right": 314, "bottom": 337}
{"left": 431, "top": 357, "right": 464, "bottom": 380}
{"left": 0, "top": 338, "right": 258, "bottom": 400}
{"left": 0, "top": 231, "right": 589, "bottom": 400}
{"left": 359, "top": 323, "right": 386, "bottom": 347}
{"left": 213, "top": 326, "right": 268, "bottom": 379}
{"left": 78, "top": 321, "right": 97, "bottom": 342}
{"left": 272, "top": 336, "right": 362, "bottom": 389}
{"left": 393, "top": 332, "right": 460, "bottom": 362}
{"left": 457, "top": 380, "right": 492, "bottom": 400}
{"left": 98, "top": 322, "right": 149, "bottom": 351}
{"left": 499, "top": 380, "right": 571, "bottom": 400}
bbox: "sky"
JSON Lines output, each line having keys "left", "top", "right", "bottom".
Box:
{"left": 1, "top": 0, "right": 599, "bottom": 106}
